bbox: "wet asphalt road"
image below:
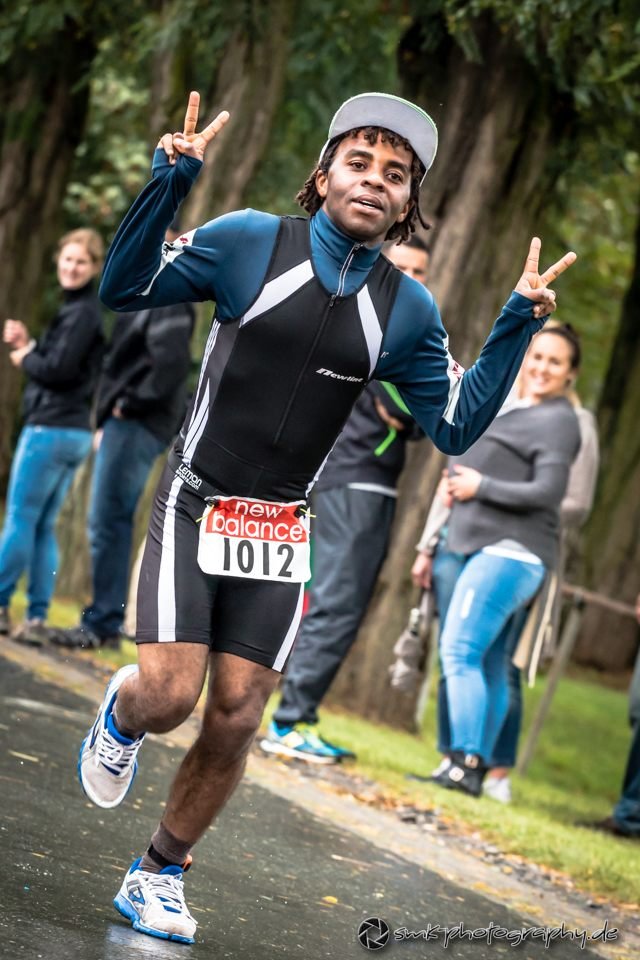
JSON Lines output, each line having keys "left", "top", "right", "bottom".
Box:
{"left": 0, "top": 653, "right": 607, "bottom": 960}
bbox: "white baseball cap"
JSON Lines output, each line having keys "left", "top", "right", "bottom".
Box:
{"left": 319, "top": 92, "right": 438, "bottom": 185}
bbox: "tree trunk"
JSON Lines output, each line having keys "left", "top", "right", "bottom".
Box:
{"left": 181, "top": 0, "right": 295, "bottom": 227}
{"left": 0, "top": 23, "right": 96, "bottom": 489}
{"left": 53, "top": 3, "right": 294, "bottom": 607}
{"left": 573, "top": 204, "right": 640, "bottom": 670}
{"left": 326, "top": 13, "right": 578, "bottom": 728}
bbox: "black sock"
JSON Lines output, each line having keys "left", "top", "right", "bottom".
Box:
{"left": 139, "top": 823, "right": 192, "bottom": 874}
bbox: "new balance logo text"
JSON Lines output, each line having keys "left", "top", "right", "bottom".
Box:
{"left": 316, "top": 368, "right": 364, "bottom": 383}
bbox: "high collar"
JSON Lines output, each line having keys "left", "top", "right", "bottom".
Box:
{"left": 310, "top": 208, "right": 382, "bottom": 271}
{"left": 62, "top": 280, "right": 95, "bottom": 303}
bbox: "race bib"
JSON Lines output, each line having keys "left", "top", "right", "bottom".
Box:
{"left": 197, "top": 495, "right": 310, "bottom": 583}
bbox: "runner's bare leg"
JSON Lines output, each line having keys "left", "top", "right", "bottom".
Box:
{"left": 115, "top": 643, "right": 210, "bottom": 735}
{"left": 160, "top": 653, "right": 280, "bottom": 844}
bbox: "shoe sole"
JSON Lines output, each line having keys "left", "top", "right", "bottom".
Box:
{"left": 482, "top": 787, "right": 511, "bottom": 804}
{"left": 51, "top": 635, "right": 100, "bottom": 649}
{"left": 77, "top": 664, "right": 140, "bottom": 808}
{"left": 258, "top": 738, "right": 339, "bottom": 764}
{"left": 12, "top": 636, "right": 44, "bottom": 647}
{"left": 113, "top": 893, "right": 194, "bottom": 944}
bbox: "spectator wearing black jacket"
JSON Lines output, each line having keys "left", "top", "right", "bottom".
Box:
{"left": 53, "top": 225, "right": 195, "bottom": 649}
{"left": 261, "top": 235, "right": 429, "bottom": 763}
{"left": 0, "top": 228, "right": 105, "bottom": 645}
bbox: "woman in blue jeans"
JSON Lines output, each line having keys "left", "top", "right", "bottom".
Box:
{"left": 412, "top": 325, "right": 583, "bottom": 796}
{"left": 0, "top": 228, "right": 105, "bottom": 644}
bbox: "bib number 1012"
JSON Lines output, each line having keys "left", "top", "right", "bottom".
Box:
{"left": 197, "top": 496, "right": 310, "bottom": 583}
{"left": 222, "top": 537, "right": 294, "bottom": 579}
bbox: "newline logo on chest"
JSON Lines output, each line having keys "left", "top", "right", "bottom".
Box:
{"left": 316, "top": 368, "right": 364, "bottom": 383}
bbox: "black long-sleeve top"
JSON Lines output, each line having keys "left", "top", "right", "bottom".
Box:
{"left": 20, "top": 283, "right": 105, "bottom": 430}
{"left": 95, "top": 303, "right": 195, "bottom": 444}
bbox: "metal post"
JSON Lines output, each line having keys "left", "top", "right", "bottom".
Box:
{"left": 517, "top": 595, "right": 585, "bottom": 775}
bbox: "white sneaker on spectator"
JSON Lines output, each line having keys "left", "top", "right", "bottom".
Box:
{"left": 430, "top": 756, "right": 452, "bottom": 778}
{"left": 482, "top": 775, "right": 512, "bottom": 804}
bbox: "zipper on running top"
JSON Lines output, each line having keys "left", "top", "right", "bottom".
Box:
{"left": 273, "top": 242, "right": 363, "bottom": 446}
{"left": 336, "top": 242, "right": 362, "bottom": 297}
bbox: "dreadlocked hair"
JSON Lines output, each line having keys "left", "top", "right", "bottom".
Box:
{"left": 295, "top": 127, "right": 429, "bottom": 243}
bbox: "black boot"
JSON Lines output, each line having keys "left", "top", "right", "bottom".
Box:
{"left": 432, "top": 751, "right": 487, "bottom": 798}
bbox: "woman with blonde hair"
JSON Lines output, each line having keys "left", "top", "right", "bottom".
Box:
{"left": 479, "top": 321, "right": 599, "bottom": 801}
{"left": 0, "top": 228, "right": 105, "bottom": 644}
{"left": 411, "top": 324, "right": 588, "bottom": 796}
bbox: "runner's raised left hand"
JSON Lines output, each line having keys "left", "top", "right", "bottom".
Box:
{"left": 515, "top": 237, "right": 576, "bottom": 320}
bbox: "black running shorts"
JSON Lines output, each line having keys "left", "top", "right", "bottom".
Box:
{"left": 136, "top": 465, "right": 305, "bottom": 671}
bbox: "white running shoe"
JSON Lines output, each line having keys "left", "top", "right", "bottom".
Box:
{"left": 482, "top": 775, "right": 512, "bottom": 804}
{"left": 114, "top": 858, "right": 197, "bottom": 944}
{"left": 78, "top": 664, "right": 144, "bottom": 808}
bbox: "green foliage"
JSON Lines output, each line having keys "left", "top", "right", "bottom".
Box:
{"left": 247, "top": 0, "right": 410, "bottom": 213}
{"left": 400, "top": 1, "right": 640, "bottom": 412}
{"left": 137, "top": 0, "right": 243, "bottom": 63}
{"left": 410, "top": 1, "right": 640, "bottom": 122}
{"left": 0, "top": 0, "right": 148, "bottom": 64}
{"left": 541, "top": 150, "right": 640, "bottom": 407}
{"left": 64, "top": 54, "right": 151, "bottom": 234}
{"left": 63, "top": 0, "right": 412, "bottom": 231}
{"left": 63, "top": 0, "right": 259, "bottom": 235}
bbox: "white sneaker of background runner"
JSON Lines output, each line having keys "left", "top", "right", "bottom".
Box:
{"left": 114, "top": 858, "right": 197, "bottom": 944}
{"left": 79, "top": 663, "right": 144, "bottom": 808}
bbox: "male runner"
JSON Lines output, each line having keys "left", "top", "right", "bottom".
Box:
{"left": 78, "top": 90, "right": 575, "bottom": 943}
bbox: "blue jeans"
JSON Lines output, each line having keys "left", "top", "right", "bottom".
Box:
{"left": 438, "top": 549, "right": 545, "bottom": 762}
{"left": 432, "top": 547, "right": 466, "bottom": 754}
{"left": 612, "top": 720, "right": 640, "bottom": 835}
{"left": 0, "top": 425, "right": 91, "bottom": 620}
{"left": 433, "top": 544, "right": 528, "bottom": 764}
{"left": 485, "top": 606, "right": 528, "bottom": 767}
{"left": 82, "top": 417, "right": 165, "bottom": 638}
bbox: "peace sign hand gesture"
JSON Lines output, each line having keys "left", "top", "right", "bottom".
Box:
{"left": 157, "top": 91, "right": 230, "bottom": 165}
{"left": 515, "top": 237, "right": 576, "bottom": 320}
